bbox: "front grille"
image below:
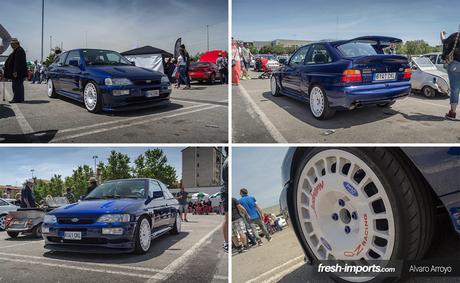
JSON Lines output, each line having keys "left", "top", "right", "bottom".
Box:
{"left": 132, "top": 79, "right": 161, "bottom": 86}
{"left": 57, "top": 218, "right": 95, "bottom": 225}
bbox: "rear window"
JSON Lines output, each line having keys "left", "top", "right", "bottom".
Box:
{"left": 337, "top": 42, "right": 377, "bottom": 58}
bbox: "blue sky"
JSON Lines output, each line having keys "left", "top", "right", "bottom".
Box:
{"left": 232, "top": 147, "right": 288, "bottom": 208}
{"left": 233, "top": 0, "right": 460, "bottom": 46}
{"left": 0, "top": 147, "right": 183, "bottom": 186}
{"left": 1, "top": 0, "right": 227, "bottom": 60}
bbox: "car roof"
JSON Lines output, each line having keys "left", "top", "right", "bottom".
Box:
{"left": 104, "top": 178, "right": 158, "bottom": 183}
{"left": 64, "top": 48, "right": 118, "bottom": 53}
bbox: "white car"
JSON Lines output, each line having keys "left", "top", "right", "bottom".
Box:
{"left": 422, "top": 52, "right": 446, "bottom": 73}
{"left": 0, "top": 198, "right": 19, "bottom": 231}
{"left": 276, "top": 216, "right": 288, "bottom": 227}
{"left": 411, "top": 57, "right": 450, "bottom": 98}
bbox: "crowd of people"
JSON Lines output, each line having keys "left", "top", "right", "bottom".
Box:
{"left": 231, "top": 38, "right": 254, "bottom": 86}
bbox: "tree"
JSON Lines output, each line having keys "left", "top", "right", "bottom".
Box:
{"left": 64, "top": 165, "right": 94, "bottom": 199}
{"left": 99, "top": 151, "right": 132, "bottom": 181}
{"left": 133, "top": 149, "right": 177, "bottom": 187}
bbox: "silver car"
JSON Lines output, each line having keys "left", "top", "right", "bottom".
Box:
{"left": 0, "top": 198, "right": 19, "bottom": 231}
{"left": 422, "top": 52, "right": 446, "bottom": 73}
{"left": 411, "top": 56, "right": 450, "bottom": 98}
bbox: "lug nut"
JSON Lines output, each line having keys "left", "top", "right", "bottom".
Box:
{"left": 338, "top": 199, "right": 345, "bottom": 207}
{"left": 332, "top": 213, "right": 338, "bottom": 221}
{"left": 351, "top": 211, "right": 357, "bottom": 220}
{"left": 345, "top": 226, "right": 351, "bottom": 234}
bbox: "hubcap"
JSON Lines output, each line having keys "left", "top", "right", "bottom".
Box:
{"left": 0, "top": 215, "right": 5, "bottom": 230}
{"left": 84, "top": 83, "right": 97, "bottom": 111}
{"left": 271, "top": 76, "right": 277, "bottom": 95}
{"left": 139, "top": 219, "right": 151, "bottom": 251}
{"left": 296, "top": 149, "right": 395, "bottom": 264}
{"left": 176, "top": 214, "right": 181, "bottom": 232}
{"left": 310, "top": 87, "right": 325, "bottom": 117}
{"left": 47, "top": 80, "right": 53, "bottom": 96}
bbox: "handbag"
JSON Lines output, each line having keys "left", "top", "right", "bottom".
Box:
{"left": 445, "top": 30, "right": 459, "bottom": 65}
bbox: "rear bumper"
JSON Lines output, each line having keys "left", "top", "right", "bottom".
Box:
{"left": 326, "top": 81, "right": 411, "bottom": 109}
{"left": 189, "top": 71, "right": 211, "bottom": 80}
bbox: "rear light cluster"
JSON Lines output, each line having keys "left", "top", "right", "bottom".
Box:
{"left": 342, "top": 69, "right": 362, "bottom": 83}
{"left": 403, "top": 68, "right": 411, "bottom": 79}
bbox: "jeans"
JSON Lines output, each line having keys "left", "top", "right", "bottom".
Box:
{"left": 12, "top": 78, "right": 24, "bottom": 101}
{"left": 32, "top": 72, "right": 40, "bottom": 84}
{"left": 447, "top": 60, "right": 460, "bottom": 105}
{"left": 249, "top": 218, "right": 271, "bottom": 241}
{"left": 178, "top": 65, "right": 187, "bottom": 87}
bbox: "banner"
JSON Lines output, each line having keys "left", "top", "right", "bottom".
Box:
{"left": 0, "top": 24, "right": 12, "bottom": 54}
{"left": 174, "top": 38, "right": 181, "bottom": 60}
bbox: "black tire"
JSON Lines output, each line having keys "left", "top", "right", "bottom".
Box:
{"left": 7, "top": 231, "right": 19, "bottom": 238}
{"left": 308, "top": 85, "right": 336, "bottom": 120}
{"left": 291, "top": 148, "right": 434, "bottom": 283}
{"left": 170, "top": 213, "right": 181, "bottom": 235}
{"left": 47, "top": 79, "right": 58, "bottom": 98}
{"left": 377, "top": 101, "right": 396, "bottom": 107}
{"left": 270, "top": 75, "right": 281, "bottom": 97}
{"left": 33, "top": 225, "right": 42, "bottom": 238}
{"left": 208, "top": 73, "right": 215, "bottom": 85}
{"left": 422, "top": 86, "right": 436, "bottom": 98}
{"left": 83, "top": 81, "right": 103, "bottom": 113}
{"left": 133, "top": 216, "right": 152, "bottom": 254}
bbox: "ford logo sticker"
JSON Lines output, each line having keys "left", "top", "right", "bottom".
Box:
{"left": 320, "top": 237, "right": 332, "bottom": 251}
{"left": 71, "top": 218, "right": 79, "bottom": 223}
{"left": 343, "top": 181, "right": 358, "bottom": 197}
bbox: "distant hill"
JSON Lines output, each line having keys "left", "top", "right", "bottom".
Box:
{"left": 263, "top": 204, "right": 280, "bottom": 216}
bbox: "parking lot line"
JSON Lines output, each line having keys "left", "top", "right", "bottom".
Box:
{"left": 51, "top": 104, "right": 223, "bottom": 142}
{"left": 237, "top": 84, "right": 288, "bottom": 143}
{"left": 0, "top": 256, "right": 156, "bottom": 279}
{"left": 3, "top": 84, "right": 37, "bottom": 139}
{"left": 246, "top": 255, "right": 304, "bottom": 283}
{"left": 147, "top": 223, "right": 222, "bottom": 282}
{"left": 0, "top": 241, "right": 39, "bottom": 249}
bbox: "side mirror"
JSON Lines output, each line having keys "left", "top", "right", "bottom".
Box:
{"left": 130, "top": 61, "right": 136, "bottom": 66}
{"left": 69, "top": 60, "right": 80, "bottom": 68}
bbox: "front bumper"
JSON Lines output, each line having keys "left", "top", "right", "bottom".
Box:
{"left": 326, "top": 81, "right": 411, "bottom": 109}
{"left": 42, "top": 222, "right": 137, "bottom": 253}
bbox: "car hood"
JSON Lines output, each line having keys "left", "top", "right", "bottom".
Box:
{"left": 422, "top": 69, "right": 449, "bottom": 81}
{"left": 50, "top": 198, "right": 144, "bottom": 215}
{"left": 86, "top": 65, "right": 164, "bottom": 80}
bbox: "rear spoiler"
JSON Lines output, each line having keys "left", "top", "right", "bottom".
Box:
{"left": 336, "top": 36, "right": 402, "bottom": 47}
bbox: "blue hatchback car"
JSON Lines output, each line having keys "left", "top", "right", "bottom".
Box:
{"left": 47, "top": 49, "right": 171, "bottom": 113}
{"left": 271, "top": 36, "right": 412, "bottom": 119}
{"left": 42, "top": 178, "right": 180, "bottom": 254}
{"left": 280, "top": 147, "right": 460, "bottom": 282}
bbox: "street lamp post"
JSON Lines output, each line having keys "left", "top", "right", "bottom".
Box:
{"left": 30, "top": 169, "right": 35, "bottom": 179}
{"left": 206, "top": 25, "right": 209, "bottom": 52}
{"left": 41, "top": 0, "right": 44, "bottom": 62}
{"left": 92, "top": 155, "right": 98, "bottom": 176}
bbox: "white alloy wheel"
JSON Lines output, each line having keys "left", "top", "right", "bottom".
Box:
{"left": 176, "top": 214, "right": 182, "bottom": 233}
{"left": 47, "top": 79, "right": 54, "bottom": 97}
{"left": 309, "top": 86, "right": 325, "bottom": 117}
{"left": 84, "top": 83, "right": 98, "bottom": 111}
{"left": 0, "top": 215, "right": 5, "bottom": 230}
{"left": 271, "top": 76, "right": 277, "bottom": 96}
{"left": 295, "top": 149, "right": 395, "bottom": 264}
{"left": 139, "top": 218, "right": 151, "bottom": 252}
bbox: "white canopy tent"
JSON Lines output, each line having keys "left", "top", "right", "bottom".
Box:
{"left": 121, "top": 46, "right": 173, "bottom": 75}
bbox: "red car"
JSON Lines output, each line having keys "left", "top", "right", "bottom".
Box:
{"left": 176, "top": 62, "right": 220, "bottom": 85}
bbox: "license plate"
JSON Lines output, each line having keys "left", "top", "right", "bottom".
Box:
{"left": 63, "top": 231, "right": 82, "bottom": 240}
{"left": 374, "top": 72, "right": 396, "bottom": 81}
{"left": 145, "top": 90, "right": 159, "bottom": 97}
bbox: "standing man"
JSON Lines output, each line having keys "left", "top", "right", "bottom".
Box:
{"left": 221, "top": 147, "right": 229, "bottom": 252}
{"left": 239, "top": 188, "right": 271, "bottom": 245}
{"left": 63, "top": 187, "right": 76, "bottom": 203}
{"left": 176, "top": 187, "right": 189, "bottom": 222}
{"left": 20, "top": 179, "right": 36, "bottom": 208}
{"left": 216, "top": 53, "right": 227, "bottom": 84}
{"left": 232, "top": 197, "right": 250, "bottom": 253}
{"left": 180, "top": 44, "right": 191, "bottom": 89}
{"left": 86, "top": 177, "right": 98, "bottom": 195}
{"left": 441, "top": 29, "right": 460, "bottom": 120}
{"left": 3, "top": 38, "right": 27, "bottom": 103}
{"left": 31, "top": 60, "right": 40, "bottom": 84}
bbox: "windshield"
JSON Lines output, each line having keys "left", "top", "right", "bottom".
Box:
{"left": 413, "top": 57, "right": 436, "bottom": 70}
{"left": 259, "top": 54, "right": 276, "bottom": 60}
{"left": 85, "top": 180, "right": 147, "bottom": 200}
{"left": 337, "top": 42, "right": 378, "bottom": 58}
{"left": 82, "top": 49, "right": 132, "bottom": 66}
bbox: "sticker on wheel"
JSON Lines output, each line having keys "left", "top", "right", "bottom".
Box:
{"left": 343, "top": 181, "right": 358, "bottom": 197}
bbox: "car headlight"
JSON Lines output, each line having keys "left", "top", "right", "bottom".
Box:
{"left": 97, "top": 214, "right": 131, "bottom": 223}
{"left": 161, "top": 76, "right": 170, "bottom": 84}
{"left": 105, "top": 78, "right": 132, "bottom": 86}
{"left": 44, "top": 215, "right": 57, "bottom": 224}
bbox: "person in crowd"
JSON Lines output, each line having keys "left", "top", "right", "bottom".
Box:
{"left": 207, "top": 198, "right": 212, "bottom": 214}
{"left": 40, "top": 62, "right": 47, "bottom": 83}
{"left": 63, "top": 187, "right": 76, "bottom": 203}
{"left": 31, "top": 60, "right": 41, "bottom": 84}
{"left": 20, "top": 179, "right": 36, "bottom": 208}
{"left": 176, "top": 187, "right": 189, "bottom": 222}
{"left": 3, "top": 38, "right": 27, "bottom": 103}
{"left": 232, "top": 197, "right": 250, "bottom": 253}
{"left": 241, "top": 43, "right": 252, "bottom": 80}
{"left": 14, "top": 193, "right": 22, "bottom": 207}
{"left": 239, "top": 188, "right": 271, "bottom": 245}
{"left": 180, "top": 44, "right": 191, "bottom": 89}
{"left": 221, "top": 147, "right": 229, "bottom": 253}
{"left": 86, "top": 177, "right": 98, "bottom": 195}
{"left": 231, "top": 38, "right": 241, "bottom": 85}
{"left": 176, "top": 49, "right": 188, "bottom": 89}
{"left": 441, "top": 29, "right": 460, "bottom": 120}
{"left": 216, "top": 53, "right": 227, "bottom": 84}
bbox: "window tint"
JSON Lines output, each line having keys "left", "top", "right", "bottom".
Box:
{"left": 306, "top": 45, "right": 332, "bottom": 64}
{"left": 149, "top": 180, "right": 164, "bottom": 199}
{"left": 56, "top": 53, "right": 67, "bottom": 66}
{"left": 64, "top": 50, "right": 80, "bottom": 66}
{"left": 289, "top": 46, "right": 309, "bottom": 66}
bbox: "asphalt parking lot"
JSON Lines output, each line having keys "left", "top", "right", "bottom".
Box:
{"left": 0, "top": 81, "right": 228, "bottom": 143}
{"left": 233, "top": 71, "right": 460, "bottom": 143}
{"left": 232, "top": 214, "right": 460, "bottom": 283}
{"left": 0, "top": 214, "right": 227, "bottom": 283}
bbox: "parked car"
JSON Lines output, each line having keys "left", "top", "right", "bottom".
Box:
{"left": 42, "top": 178, "right": 181, "bottom": 254}
{"left": 422, "top": 52, "right": 446, "bottom": 72}
{"left": 46, "top": 49, "right": 171, "bottom": 113}
{"left": 411, "top": 57, "right": 450, "bottom": 98}
{"left": 276, "top": 54, "right": 290, "bottom": 65}
{"left": 5, "top": 197, "right": 68, "bottom": 238}
{"left": 270, "top": 36, "right": 412, "bottom": 119}
{"left": 254, "top": 54, "right": 279, "bottom": 72}
{"left": 176, "top": 61, "right": 220, "bottom": 84}
{"left": 0, "top": 198, "right": 19, "bottom": 231}
{"left": 0, "top": 55, "right": 7, "bottom": 80}
{"left": 280, "top": 147, "right": 460, "bottom": 282}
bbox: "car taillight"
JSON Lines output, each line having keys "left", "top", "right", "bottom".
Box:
{"left": 403, "top": 68, "right": 411, "bottom": 79}
{"left": 342, "top": 69, "right": 362, "bottom": 83}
